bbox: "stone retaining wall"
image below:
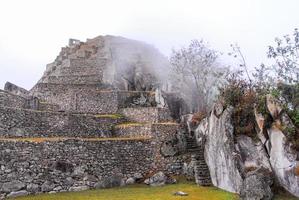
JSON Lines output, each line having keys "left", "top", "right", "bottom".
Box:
{"left": 0, "top": 139, "right": 154, "bottom": 197}
{"left": 0, "top": 106, "right": 125, "bottom": 138}
{"left": 30, "top": 84, "right": 118, "bottom": 114}
{"left": 0, "top": 123, "right": 186, "bottom": 198}
{"left": 0, "top": 90, "right": 27, "bottom": 109}
{"left": 119, "top": 107, "right": 173, "bottom": 123}
{"left": 114, "top": 123, "right": 152, "bottom": 138}
{"left": 38, "top": 102, "right": 60, "bottom": 111}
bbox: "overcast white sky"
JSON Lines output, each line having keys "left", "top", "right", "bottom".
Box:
{"left": 0, "top": 0, "right": 298, "bottom": 90}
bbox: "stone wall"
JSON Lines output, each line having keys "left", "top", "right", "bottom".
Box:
{"left": 75, "top": 91, "right": 118, "bottom": 114}
{"left": 114, "top": 123, "right": 152, "bottom": 138}
{"left": 43, "top": 75, "right": 102, "bottom": 85}
{"left": 0, "top": 123, "right": 186, "bottom": 198}
{"left": 50, "top": 58, "right": 102, "bottom": 77}
{"left": 151, "top": 123, "right": 187, "bottom": 176}
{"left": 0, "top": 106, "right": 125, "bottom": 138}
{"left": 38, "top": 102, "right": 60, "bottom": 112}
{"left": 30, "top": 83, "right": 168, "bottom": 114}
{"left": 0, "top": 90, "right": 27, "bottom": 109}
{"left": 4, "top": 82, "right": 29, "bottom": 98}
{"left": 0, "top": 139, "right": 154, "bottom": 196}
{"left": 119, "top": 107, "right": 173, "bottom": 123}
{"left": 30, "top": 84, "right": 118, "bottom": 113}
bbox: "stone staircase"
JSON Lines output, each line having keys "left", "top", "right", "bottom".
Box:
{"left": 186, "top": 136, "right": 212, "bottom": 186}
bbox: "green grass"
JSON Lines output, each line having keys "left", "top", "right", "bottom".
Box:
{"left": 10, "top": 182, "right": 298, "bottom": 200}
{"left": 14, "top": 182, "right": 237, "bottom": 200}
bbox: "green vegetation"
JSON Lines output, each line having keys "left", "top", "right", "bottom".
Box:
{"left": 220, "top": 76, "right": 256, "bottom": 138}
{"left": 14, "top": 182, "right": 237, "bottom": 200}
{"left": 11, "top": 182, "right": 298, "bottom": 200}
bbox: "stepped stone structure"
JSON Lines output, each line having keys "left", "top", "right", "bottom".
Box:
{"left": 0, "top": 36, "right": 189, "bottom": 199}
{"left": 186, "top": 136, "right": 212, "bottom": 186}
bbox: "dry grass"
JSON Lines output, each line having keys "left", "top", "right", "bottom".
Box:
{"left": 0, "top": 137, "right": 150, "bottom": 143}
{"left": 13, "top": 182, "right": 238, "bottom": 200}
{"left": 115, "top": 122, "right": 146, "bottom": 129}
{"left": 115, "top": 122, "right": 178, "bottom": 129}
{"left": 94, "top": 114, "right": 124, "bottom": 119}
{"left": 153, "top": 122, "right": 179, "bottom": 125}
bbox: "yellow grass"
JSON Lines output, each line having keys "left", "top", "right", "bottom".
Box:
{"left": 115, "top": 122, "right": 146, "bottom": 129}
{"left": 13, "top": 182, "right": 238, "bottom": 200}
{"left": 94, "top": 114, "right": 124, "bottom": 119}
{"left": 153, "top": 122, "right": 179, "bottom": 125}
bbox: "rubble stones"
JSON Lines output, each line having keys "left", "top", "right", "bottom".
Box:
{"left": 144, "top": 171, "right": 176, "bottom": 186}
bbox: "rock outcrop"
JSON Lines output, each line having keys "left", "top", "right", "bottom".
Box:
{"left": 195, "top": 106, "right": 243, "bottom": 193}
{"left": 268, "top": 127, "right": 299, "bottom": 197}
{"left": 264, "top": 95, "right": 299, "bottom": 197}
{"left": 194, "top": 97, "right": 299, "bottom": 198}
{"left": 240, "top": 168, "right": 273, "bottom": 200}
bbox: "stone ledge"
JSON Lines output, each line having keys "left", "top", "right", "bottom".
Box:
{"left": 0, "top": 137, "right": 151, "bottom": 143}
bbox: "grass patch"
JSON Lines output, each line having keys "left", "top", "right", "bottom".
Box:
{"left": 115, "top": 122, "right": 178, "bottom": 129}
{"left": 115, "top": 122, "right": 146, "bottom": 129}
{"left": 94, "top": 114, "right": 124, "bottom": 119}
{"left": 14, "top": 182, "right": 237, "bottom": 200}
{"left": 153, "top": 122, "right": 179, "bottom": 125}
{"left": 0, "top": 137, "right": 150, "bottom": 143}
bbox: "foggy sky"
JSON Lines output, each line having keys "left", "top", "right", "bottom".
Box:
{"left": 0, "top": 0, "right": 298, "bottom": 90}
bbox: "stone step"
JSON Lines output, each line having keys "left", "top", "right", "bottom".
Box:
{"left": 192, "top": 149, "right": 212, "bottom": 187}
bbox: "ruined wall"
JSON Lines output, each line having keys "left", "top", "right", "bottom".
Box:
{"left": 0, "top": 90, "right": 27, "bottom": 109}
{"left": 0, "top": 106, "right": 124, "bottom": 138}
{"left": 4, "top": 82, "right": 29, "bottom": 98}
{"left": 0, "top": 139, "right": 154, "bottom": 196}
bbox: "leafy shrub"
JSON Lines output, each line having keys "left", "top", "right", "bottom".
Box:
{"left": 191, "top": 111, "right": 206, "bottom": 125}
{"left": 221, "top": 76, "right": 257, "bottom": 137}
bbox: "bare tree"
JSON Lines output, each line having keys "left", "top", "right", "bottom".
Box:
{"left": 170, "top": 39, "right": 227, "bottom": 113}
{"left": 229, "top": 43, "right": 252, "bottom": 85}
{"left": 267, "top": 28, "right": 299, "bottom": 84}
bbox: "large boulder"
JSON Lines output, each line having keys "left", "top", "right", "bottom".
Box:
{"left": 41, "top": 181, "right": 55, "bottom": 192}
{"left": 195, "top": 104, "right": 273, "bottom": 195}
{"left": 240, "top": 169, "right": 273, "bottom": 200}
{"left": 268, "top": 127, "right": 299, "bottom": 197}
{"left": 236, "top": 135, "right": 272, "bottom": 174}
{"left": 6, "top": 190, "right": 29, "bottom": 198}
{"left": 144, "top": 171, "right": 176, "bottom": 186}
{"left": 195, "top": 107, "right": 243, "bottom": 193}
{"left": 1, "top": 180, "right": 26, "bottom": 193}
{"left": 257, "top": 95, "right": 299, "bottom": 197}
{"left": 94, "top": 176, "right": 125, "bottom": 189}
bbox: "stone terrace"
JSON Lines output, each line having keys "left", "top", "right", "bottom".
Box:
{"left": 0, "top": 36, "right": 188, "bottom": 198}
